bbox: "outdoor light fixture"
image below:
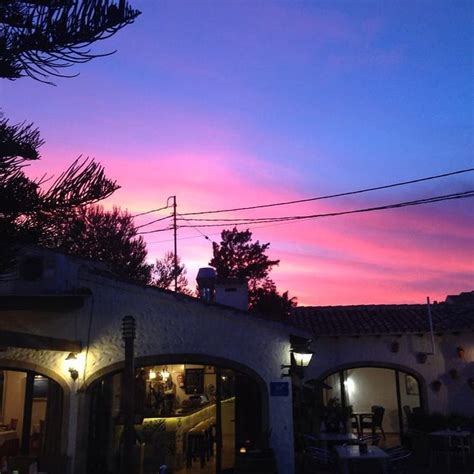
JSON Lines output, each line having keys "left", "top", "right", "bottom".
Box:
{"left": 149, "top": 369, "right": 157, "bottom": 380}
{"left": 282, "top": 335, "right": 314, "bottom": 378}
{"left": 66, "top": 352, "right": 79, "bottom": 381}
{"left": 292, "top": 347, "right": 314, "bottom": 368}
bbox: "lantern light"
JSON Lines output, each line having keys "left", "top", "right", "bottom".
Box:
{"left": 292, "top": 347, "right": 314, "bottom": 368}
{"left": 66, "top": 352, "right": 79, "bottom": 381}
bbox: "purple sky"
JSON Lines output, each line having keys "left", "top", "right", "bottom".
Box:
{"left": 2, "top": 0, "right": 473, "bottom": 305}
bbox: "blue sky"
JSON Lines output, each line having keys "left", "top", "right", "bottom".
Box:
{"left": 2, "top": 0, "right": 473, "bottom": 304}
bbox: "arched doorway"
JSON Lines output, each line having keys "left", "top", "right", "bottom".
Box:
{"left": 318, "top": 363, "right": 426, "bottom": 444}
{"left": 0, "top": 367, "right": 65, "bottom": 473}
{"left": 87, "top": 356, "right": 268, "bottom": 474}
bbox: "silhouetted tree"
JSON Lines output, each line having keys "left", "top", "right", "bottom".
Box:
{"left": 0, "top": 0, "right": 140, "bottom": 82}
{"left": 151, "top": 251, "right": 192, "bottom": 295}
{"left": 42, "top": 205, "right": 151, "bottom": 283}
{"left": 0, "top": 118, "right": 118, "bottom": 272}
{"left": 210, "top": 227, "right": 280, "bottom": 288}
{"left": 0, "top": 0, "right": 140, "bottom": 271}
{"left": 209, "top": 228, "right": 297, "bottom": 316}
{"left": 251, "top": 279, "right": 297, "bottom": 318}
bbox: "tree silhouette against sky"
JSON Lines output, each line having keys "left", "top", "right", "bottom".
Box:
{"left": 0, "top": 0, "right": 140, "bottom": 271}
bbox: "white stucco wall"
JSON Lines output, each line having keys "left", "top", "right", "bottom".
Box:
{"left": 305, "top": 332, "right": 474, "bottom": 417}
{"left": 0, "top": 270, "right": 298, "bottom": 474}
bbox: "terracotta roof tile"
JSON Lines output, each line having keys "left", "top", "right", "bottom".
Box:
{"left": 288, "top": 301, "right": 474, "bottom": 337}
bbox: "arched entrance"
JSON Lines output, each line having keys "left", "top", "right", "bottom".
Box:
{"left": 87, "top": 355, "right": 268, "bottom": 474}
{"left": 0, "top": 365, "right": 65, "bottom": 473}
{"left": 317, "top": 362, "right": 426, "bottom": 443}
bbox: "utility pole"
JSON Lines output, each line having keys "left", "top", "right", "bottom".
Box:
{"left": 167, "top": 195, "right": 178, "bottom": 292}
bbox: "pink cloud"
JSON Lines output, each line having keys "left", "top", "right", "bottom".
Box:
{"left": 27, "top": 125, "right": 473, "bottom": 307}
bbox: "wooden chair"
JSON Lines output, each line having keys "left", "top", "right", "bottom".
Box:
{"left": 360, "top": 406, "right": 386, "bottom": 439}
{"left": 350, "top": 413, "right": 361, "bottom": 436}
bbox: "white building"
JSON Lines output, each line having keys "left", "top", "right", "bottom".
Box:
{"left": 0, "top": 247, "right": 472, "bottom": 473}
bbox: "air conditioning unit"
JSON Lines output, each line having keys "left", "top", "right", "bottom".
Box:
{"left": 0, "top": 248, "right": 78, "bottom": 295}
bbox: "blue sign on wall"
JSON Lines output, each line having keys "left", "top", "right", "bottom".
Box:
{"left": 270, "top": 381, "right": 289, "bottom": 397}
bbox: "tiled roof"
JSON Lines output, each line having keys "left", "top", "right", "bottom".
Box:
{"left": 289, "top": 300, "right": 474, "bottom": 337}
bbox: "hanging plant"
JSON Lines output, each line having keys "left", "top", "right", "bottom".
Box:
{"left": 417, "top": 352, "right": 428, "bottom": 364}
{"left": 391, "top": 341, "right": 400, "bottom": 353}
{"left": 468, "top": 378, "right": 474, "bottom": 390}
{"left": 448, "top": 369, "right": 459, "bottom": 380}
{"left": 431, "top": 380, "right": 442, "bottom": 392}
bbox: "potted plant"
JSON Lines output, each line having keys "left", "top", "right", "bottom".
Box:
{"left": 323, "top": 398, "right": 352, "bottom": 433}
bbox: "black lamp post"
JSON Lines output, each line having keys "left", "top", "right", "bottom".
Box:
{"left": 122, "top": 315, "right": 136, "bottom": 473}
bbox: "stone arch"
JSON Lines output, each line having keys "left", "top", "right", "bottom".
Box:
{"left": 0, "top": 359, "right": 70, "bottom": 458}
{"left": 77, "top": 353, "right": 270, "bottom": 474}
{"left": 0, "top": 358, "right": 69, "bottom": 392}
{"left": 315, "top": 360, "right": 428, "bottom": 410}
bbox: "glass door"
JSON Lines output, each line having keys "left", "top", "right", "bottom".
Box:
{"left": 217, "top": 368, "right": 235, "bottom": 472}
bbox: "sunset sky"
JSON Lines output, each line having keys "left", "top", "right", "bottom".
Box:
{"left": 2, "top": 1, "right": 473, "bottom": 305}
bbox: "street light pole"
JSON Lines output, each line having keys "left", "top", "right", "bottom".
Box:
{"left": 122, "top": 315, "right": 136, "bottom": 473}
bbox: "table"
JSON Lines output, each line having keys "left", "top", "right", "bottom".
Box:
{"left": 0, "top": 430, "right": 18, "bottom": 447}
{"left": 317, "top": 432, "right": 358, "bottom": 442}
{"left": 316, "top": 432, "right": 358, "bottom": 450}
{"left": 335, "top": 444, "right": 389, "bottom": 474}
{"left": 351, "top": 411, "right": 373, "bottom": 435}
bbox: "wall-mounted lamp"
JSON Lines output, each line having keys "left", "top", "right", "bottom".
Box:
{"left": 292, "top": 346, "right": 314, "bottom": 368}
{"left": 66, "top": 352, "right": 79, "bottom": 381}
{"left": 281, "top": 335, "right": 314, "bottom": 378}
{"left": 149, "top": 369, "right": 157, "bottom": 380}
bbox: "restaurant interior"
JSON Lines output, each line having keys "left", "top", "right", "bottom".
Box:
{"left": 88, "top": 363, "right": 264, "bottom": 474}
{"left": 0, "top": 369, "right": 63, "bottom": 468}
{"left": 323, "top": 366, "right": 422, "bottom": 443}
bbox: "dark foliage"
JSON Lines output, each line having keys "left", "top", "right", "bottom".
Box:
{"left": 210, "top": 227, "right": 280, "bottom": 284}
{"left": 0, "top": 0, "right": 141, "bottom": 82}
{"left": 151, "top": 251, "right": 192, "bottom": 295}
{"left": 209, "top": 227, "right": 296, "bottom": 317}
{"left": 1, "top": 0, "right": 139, "bottom": 272}
{"left": 251, "top": 280, "right": 297, "bottom": 318}
{"left": 42, "top": 205, "right": 152, "bottom": 283}
{"left": 0, "top": 118, "right": 118, "bottom": 272}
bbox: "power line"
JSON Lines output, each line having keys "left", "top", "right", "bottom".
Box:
{"left": 178, "top": 168, "right": 474, "bottom": 217}
{"left": 177, "top": 213, "right": 213, "bottom": 242}
{"left": 132, "top": 204, "right": 170, "bottom": 218}
{"left": 135, "top": 214, "right": 172, "bottom": 230}
{"left": 175, "top": 190, "right": 474, "bottom": 228}
{"left": 137, "top": 226, "right": 173, "bottom": 235}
